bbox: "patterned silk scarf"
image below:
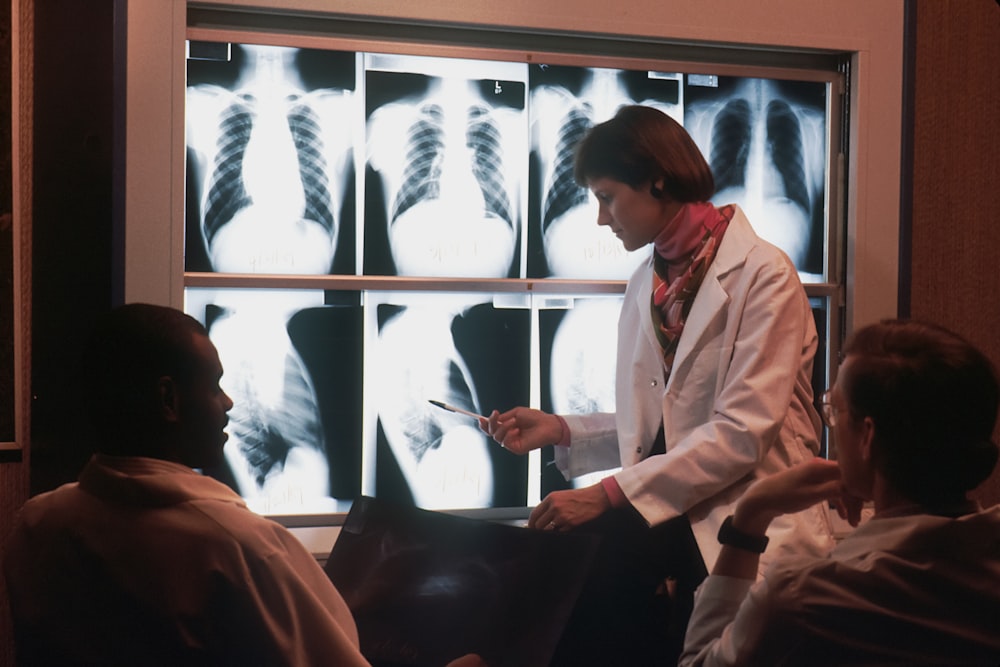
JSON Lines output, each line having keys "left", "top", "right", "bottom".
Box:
{"left": 650, "top": 204, "right": 734, "bottom": 372}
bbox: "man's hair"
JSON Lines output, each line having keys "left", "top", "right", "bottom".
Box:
{"left": 573, "top": 104, "right": 715, "bottom": 202}
{"left": 842, "top": 319, "right": 999, "bottom": 506}
{"left": 83, "top": 303, "right": 209, "bottom": 445}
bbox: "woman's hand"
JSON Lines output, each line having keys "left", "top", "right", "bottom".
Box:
{"left": 481, "top": 407, "right": 563, "bottom": 455}
{"left": 527, "top": 483, "right": 611, "bottom": 530}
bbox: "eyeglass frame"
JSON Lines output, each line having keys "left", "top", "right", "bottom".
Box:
{"left": 818, "top": 390, "right": 847, "bottom": 428}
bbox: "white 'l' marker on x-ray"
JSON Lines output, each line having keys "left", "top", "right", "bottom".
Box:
{"left": 428, "top": 400, "right": 487, "bottom": 421}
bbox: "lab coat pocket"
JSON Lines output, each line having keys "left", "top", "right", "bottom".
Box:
{"left": 668, "top": 343, "right": 729, "bottom": 429}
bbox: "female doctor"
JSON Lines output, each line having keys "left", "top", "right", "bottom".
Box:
{"left": 484, "top": 105, "right": 834, "bottom": 576}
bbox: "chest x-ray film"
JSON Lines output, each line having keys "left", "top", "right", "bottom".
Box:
{"left": 684, "top": 75, "right": 828, "bottom": 281}
{"left": 364, "top": 55, "right": 527, "bottom": 278}
{"left": 184, "top": 38, "right": 835, "bottom": 517}
{"left": 185, "top": 288, "right": 363, "bottom": 515}
{"left": 368, "top": 292, "right": 532, "bottom": 510}
{"left": 186, "top": 44, "right": 357, "bottom": 275}
{"left": 186, "top": 43, "right": 831, "bottom": 281}
{"left": 527, "top": 66, "right": 683, "bottom": 280}
{"left": 537, "top": 296, "right": 624, "bottom": 496}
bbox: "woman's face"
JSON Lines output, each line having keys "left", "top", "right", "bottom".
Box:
{"left": 587, "top": 177, "right": 681, "bottom": 251}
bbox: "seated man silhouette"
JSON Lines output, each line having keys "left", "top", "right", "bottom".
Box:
{"left": 680, "top": 319, "right": 1000, "bottom": 666}
{"left": 4, "top": 303, "right": 484, "bottom": 667}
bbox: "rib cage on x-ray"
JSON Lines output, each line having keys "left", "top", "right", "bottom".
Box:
{"left": 391, "top": 104, "right": 446, "bottom": 224}
{"left": 186, "top": 42, "right": 353, "bottom": 276}
{"left": 202, "top": 97, "right": 341, "bottom": 241}
{"left": 287, "top": 98, "right": 335, "bottom": 235}
{"left": 542, "top": 104, "right": 593, "bottom": 233}
{"left": 764, "top": 100, "right": 811, "bottom": 216}
{"left": 708, "top": 99, "right": 752, "bottom": 202}
{"left": 194, "top": 90, "right": 343, "bottom": 272}
{"left": 391, "top": 103, "right": 513, "bottom": 229}
{"left": 365, "top": 69, "right": 522, "bottom": 279}
{"left": 687, "top": 78, "right": 826, "bottom": 275}
{"left": 203, "top": 99, "right": 256, "bottom": 245}
{"left": 709, "top": 97, "right": 811, "bottom": 218}
{"left": 466, "top": 104, "right": 514, "bottom": 227}
{"left": 529, "top": 67, "right": 683, "bottom": 280}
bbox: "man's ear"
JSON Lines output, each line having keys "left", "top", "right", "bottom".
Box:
{"left": 859, "top": 416, "right": 875, "bottom": 465}
{"left": 157, "top": 376, "right": 181, "bottom": 423}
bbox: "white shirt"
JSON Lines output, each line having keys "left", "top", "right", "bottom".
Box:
{"left": 4, "top": 454, "right": 371, "bottom": 667}
{"left": 680, "top": 506, "right": 1000, "bottom": 666}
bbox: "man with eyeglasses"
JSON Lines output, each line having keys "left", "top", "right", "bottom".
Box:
{"left": 679, "top": 318, "right": 1000, "bottom": 666}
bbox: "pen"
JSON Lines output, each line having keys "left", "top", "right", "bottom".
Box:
{"left": 428, "top": 399, "right": 487, "bottom": 421}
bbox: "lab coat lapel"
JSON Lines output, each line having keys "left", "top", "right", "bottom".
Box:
{"left": 666, "top": 210, "right": 753, "bottom": 391}
{"left": 634, "top": 255, "right": 663, "bottom": 356}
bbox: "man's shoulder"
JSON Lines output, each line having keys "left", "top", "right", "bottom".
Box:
{"left": 751, "top": 550, "right": 852, "bottom": 618}
{"left": 14, "top": 481, "right": 86, "bottom": 524}
{"left": 183, "top": 496, "right": 311, "bottom": 560}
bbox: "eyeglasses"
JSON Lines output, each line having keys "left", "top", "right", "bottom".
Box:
{"left": 819, "top": 390, "right": 845, "bottom": 428}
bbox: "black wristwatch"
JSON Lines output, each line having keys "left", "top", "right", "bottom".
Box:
{"left": 717, "top": 515, "right": 770, "bottom": 553}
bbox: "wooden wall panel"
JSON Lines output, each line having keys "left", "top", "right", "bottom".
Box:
{"left": 908, "top": 0, "right": 1000, "bottom": 504}
{"left": 1, "top": 0, "right": 30, "bottom": 664}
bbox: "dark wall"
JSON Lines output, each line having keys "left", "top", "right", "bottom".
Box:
{"left": 29, "top": 0, "right": 118, "bottom": 492}
{"left": 905, "top": 0, "right": 1000, "bottom": 505}
{"left": 1, "top": 5, "right": 24, "bottom": 665}
{"left": 1, "top": 0, "right": 13, "bottom": 445}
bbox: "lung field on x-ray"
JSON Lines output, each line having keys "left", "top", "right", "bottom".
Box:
{"left": 287, "top": 101, "right": 335, "bottom": 235}
{"left": 542, "top": 104, "right": 593, "bottom": 234}
{"left": 364, "top": 70, "right": 524, "bottom": 278}
{"left": 185, "top": 44, "right": 356, "bottom": 275}
{"left": 467, "top": 103, "right": 515, "bottom": 227}
{"left": 194, "top": 298, "right": 364, "bottom": 514}
{"left": 371, "top": 300, "right": 530, "bottom": 510}
{"left": 201, "top": 99, "right": 256, "bottom": 246}
{"left": 527, "top": 65, "right": 682, "bottom": 280}
{"left": 685, "top": 77, "right": 827, "bottom": 277}
{"left": 391, "top": 103, "right": 447, "bottom": 224}
{"left": 389, "top": 101, "right": 514, "bottom": 229}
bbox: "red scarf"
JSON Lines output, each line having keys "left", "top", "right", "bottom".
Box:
{"left": 650, "top": 203, "right": 733, "bottom": 372}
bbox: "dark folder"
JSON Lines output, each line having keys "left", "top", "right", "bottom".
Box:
{"left": 323, "top": 496, "right": 600, "bottom": 667}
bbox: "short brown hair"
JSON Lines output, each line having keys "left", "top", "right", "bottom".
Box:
{"left": 573, "top": 105, "right": 715, "bottom": 202}
{"left": 842, "top": 319, "right": 999, "bottom": 506}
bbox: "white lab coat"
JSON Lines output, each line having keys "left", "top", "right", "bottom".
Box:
{"left": 555, "top": 206, "right": 834, "bottom": 572}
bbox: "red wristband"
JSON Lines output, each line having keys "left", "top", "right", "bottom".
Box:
{"left": 600, "top": 476, "right": 629, "bottom": 509}
{"left": 555, "top": 415, "right": 571, "bottom": 447}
